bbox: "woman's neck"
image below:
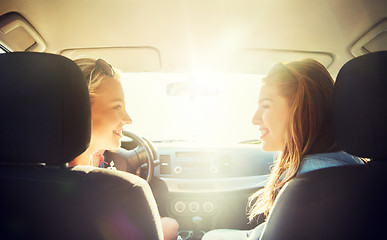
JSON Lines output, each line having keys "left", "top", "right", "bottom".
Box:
{"left": 68, "top": 147, "right": 101, "bottom": 167}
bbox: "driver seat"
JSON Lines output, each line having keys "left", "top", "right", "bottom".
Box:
{"left": 0, "top": 52, "right": 163, "bottom": 240}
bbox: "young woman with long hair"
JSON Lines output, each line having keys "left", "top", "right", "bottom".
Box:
{"left": 68, "top": 58, "right": 179, "bottom": 240}
{"left": 203, "top": 59, "right": 363, "bottom": 240}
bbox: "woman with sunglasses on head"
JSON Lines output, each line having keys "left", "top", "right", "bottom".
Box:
{"left": 68, "top": 58, "right": 179, "bottom": 240}
{"left": 202, "top": 59, "right": 364, "bottom": 240}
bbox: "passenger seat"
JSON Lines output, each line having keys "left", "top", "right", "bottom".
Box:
{"left": 259, "top": 51, "right": 387, "bottom": 240}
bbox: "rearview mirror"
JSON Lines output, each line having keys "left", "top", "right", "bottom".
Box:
{"left": 166, "top": 81, "right": 219, "bottom": 98}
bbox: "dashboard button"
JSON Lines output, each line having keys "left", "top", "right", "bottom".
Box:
{"left": 210, "top": 166, "right": 218, "bottom": 174}
{"left": 174, "top": 166, "right": 182, "bottom": 174}
{"left": 174, "top": 201, "right": 185, "bottom": 213}
{"left": 189, "top": 201, "right": 200, "bottom": 213}
{"left": 203, "top": 201, "right": 215, "bottom": 213}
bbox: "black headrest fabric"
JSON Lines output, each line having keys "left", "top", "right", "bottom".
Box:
{"left": 334, "top": 51, "right": 387, "bottom": 159}
{"left": 0, "top": 52, "right": 91, "bottom": 164}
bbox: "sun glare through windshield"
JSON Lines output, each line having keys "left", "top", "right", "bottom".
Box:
{"left": 122, "top": 72, "right": 263, "bottom": 145}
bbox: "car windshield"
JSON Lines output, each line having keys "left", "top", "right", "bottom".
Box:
{"left": 122, "top": 72, "right": 263, "bottom": 145}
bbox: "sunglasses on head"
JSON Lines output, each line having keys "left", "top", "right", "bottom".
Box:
{"left": 95, "top": 58, "right": 115, "bottom": 77}
{"left": 87, "top": 58, "right": 115, "bottom": 86}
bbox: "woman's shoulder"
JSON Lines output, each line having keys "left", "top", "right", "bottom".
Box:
{"left": 298, "top": 151, "right": 364, "bottom": 176}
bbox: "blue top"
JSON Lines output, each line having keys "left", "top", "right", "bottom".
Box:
{"left": 297, "top": 151, "right": 364, "bottom": 176}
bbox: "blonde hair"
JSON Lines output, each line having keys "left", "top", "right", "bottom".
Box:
{"left": 73, "top": 58, "right": 120, "bottom": 101}
{"left": 248, "top": 59, "right": 339, "bottom": 221}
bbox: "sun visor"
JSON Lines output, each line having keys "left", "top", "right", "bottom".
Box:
{"left": 351, "top": 18, "right": 387, "bottom": 57}
{"left": 0, "top": 12, "right": 46, "bottom": 52}
{"left": 230, "top": 48, "right": 333, "bottom": 75}
{"left": 60, "top": 47, "right": 162, "bottom": 72}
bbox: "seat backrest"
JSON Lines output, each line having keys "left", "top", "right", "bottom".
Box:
{"left": 260, "top": 51, "right": 387, "bottom": 240}
{"left": 0, "top": 52, "right": 163, "bottom": 240}
{"left": 334, "top": 51, "right": 387, "bottom": 160}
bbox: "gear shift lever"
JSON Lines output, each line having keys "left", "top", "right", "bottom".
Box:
{"left": 192, "top": 216, "right": 203, "bottom": 240}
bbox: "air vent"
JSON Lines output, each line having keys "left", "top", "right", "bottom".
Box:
{"left": 160, "top": 155, "right": 171, "bottom": 175}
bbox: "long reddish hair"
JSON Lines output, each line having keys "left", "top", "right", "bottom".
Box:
{"left": 248, "top": 59, "right": 339, "bottom": 221}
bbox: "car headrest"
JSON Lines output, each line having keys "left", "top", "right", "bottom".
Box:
{"left": 0, "top": 52, "right": 91, "bottom": 165}
{"left": 334, "top": 51, "right": 387, "bottom": 160}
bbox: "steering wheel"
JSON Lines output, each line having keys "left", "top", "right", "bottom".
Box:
{"left": 104, "top": 130, "right": 159, "bottom": 182}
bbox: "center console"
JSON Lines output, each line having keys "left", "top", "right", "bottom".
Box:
{"left": 151, "top": 144, "right": 274, "bottom": 238}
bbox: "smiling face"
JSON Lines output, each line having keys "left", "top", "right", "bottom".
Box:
{"left": 89, "top": 77, "right": 132, "bottom": 151}
{"left": 252, "top": 83, "right": 291, "bottom": 151}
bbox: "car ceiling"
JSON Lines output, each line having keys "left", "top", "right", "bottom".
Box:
{"left": 0, "top": 0, "right": 386, "bottom": 76}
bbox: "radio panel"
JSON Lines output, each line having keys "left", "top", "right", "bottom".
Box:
{"left": 155, "top": 146, "right": 273, "bottom": 178}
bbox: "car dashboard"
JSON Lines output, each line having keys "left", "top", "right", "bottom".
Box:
{"left": 151, "top": 143, "right": 274, "bottom": 232}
